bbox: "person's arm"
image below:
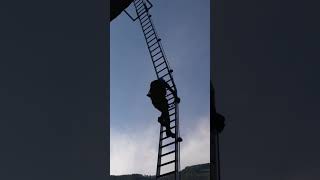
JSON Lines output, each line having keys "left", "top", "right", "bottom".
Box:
{"left": 162, "top": 80, "right": 180, "bottom": 103}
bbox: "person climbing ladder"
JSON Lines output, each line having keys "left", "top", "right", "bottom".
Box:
{"left": 147, "top": 78, "right": 182, "bottom": 142}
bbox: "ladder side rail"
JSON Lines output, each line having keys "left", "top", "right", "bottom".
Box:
{"left": 136, "top": 0, "right": 178, "bottom": 96}
{"left": 134, "top": 0, "right": 159, "bottom": 79}
{"left": 145, "top": 17, "right": 167, "bottom": 81}
{"left": 148, "top": 16, "right": 178, "bottom": 92}
{"left": 156, "top": 126, "right": 164, "bottom": 177}
{"left": 134, "top": 0, "right": 177, "bottom": 93}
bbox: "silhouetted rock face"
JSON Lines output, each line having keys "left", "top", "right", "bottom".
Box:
{"left": 110, "top": 163, "right": 210, "bottom": 180}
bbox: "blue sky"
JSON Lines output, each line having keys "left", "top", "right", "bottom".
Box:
{"left": 110, "top": 0, "right": 210, "bottom": 175}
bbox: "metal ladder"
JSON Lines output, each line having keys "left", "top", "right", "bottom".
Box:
{"left": 125, "top": 0, "right": 181, "bottom": 179}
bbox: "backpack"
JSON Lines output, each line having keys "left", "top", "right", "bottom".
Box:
{"left": 149, "top": 79, "right": 167, "bottom": 98}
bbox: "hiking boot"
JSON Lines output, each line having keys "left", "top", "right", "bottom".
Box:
{"left": 166, "top": 129, "right": 175, "bottom": 138}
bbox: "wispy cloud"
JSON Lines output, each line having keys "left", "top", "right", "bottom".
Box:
{"left": 110, "top": 123, "right": 158, "bottom": 175}
{"left": 110, "top": 115, "right": 210, "bottom": 175}
{"left": 180, "top": 116, "right": 210, "bottom": 168}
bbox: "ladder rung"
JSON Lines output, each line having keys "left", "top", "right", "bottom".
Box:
{"left": 168, "top": 106, "right": 175, "bottom": 111}
{"left": 141, "top": 16, "right": 150, "bottom": 25}
{"left": 157, "top": 170, "right": 176, "bottom": 178}
{"left": 168, "top": 102, "right": 175, "bottom": 107}
{"left": 159, "top": 73, "right": 169, "bottom": 79}
{"left": 148, "top": 40, "right": 158, "bottom": 49}
{"left": 157, "top": 67, "right": 167, "bottom": 73}
{"left": 146, "top": 32, "right": 155, "bottom": 40}
{"left": 170, "top": 119, "right": 176, "bottom": 122}
{"left": 147, "top": 36, "right": 157, "bottom": 44}
{"left": 167, "top": 96, "right": 175, "bottom": 101}
{"left": 137, "top": 8, "right": 146, "bottom": 15}
{"left": 135, "top": 3, "right": 143, "bottom": 10}
{"left": 166, "top": 92, "right": 173, "bottom": 97}
{"left": 141, "top": 14, "right": 151, "bottom": 22}
{"left": 167, "top": 89, "right": 176, "bottom": 95}
{"left": 158, "top": 160, "right": 175, "bottom": 166}
{"left": 161, "top": 126, "right": 175, "bottom": 133}
{"left": 150, "top": 46, "right": 159, "bottom": 53}
{"left": 161, "top": 150, "right": 175, "bottom": 157}
{"left": 136, "top": 3, "right": 144, "bottom": 11}
{"left": 143, "top": 24, "right": 152, "bottom": 32}
{"left": 166, "top": 95, "right": 174, "bottom": 100}
{"left": 137, "top": 5, "right": 145, "bottom": 14}
{"left": 160, "top": 135, "right": 170, "bottom": 141}
{"left": 138, "top": 12, "right": 147, "bottom": 19}
{"left": 146, "top": 33, "right": 155, "bottom": 40}
{"left": 153, "top": 55, "right": 163, "bottom": 63}
{"left": 144, "top": 28, "right": 154, "bottom": 36}
{"left": 152, "top": 51, "right": 162, "bottom": 58}
{"left": 135, "top": 0, "right": 143, "bottom": 7}
{"left": 139, "top": 13, "right": 148, "bottom": 20}
{"left": 155, "top": 61, "right": 165, "bottom": 68}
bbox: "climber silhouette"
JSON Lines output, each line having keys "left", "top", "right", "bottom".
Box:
{"left": 147, "top": 78, "right": 182, "bottom": 141}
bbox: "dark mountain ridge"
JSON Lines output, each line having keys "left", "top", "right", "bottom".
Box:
{"left": 110, "top": 163, "right": 210, "bottom": 180}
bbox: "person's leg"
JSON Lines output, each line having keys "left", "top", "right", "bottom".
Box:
{"left": 153, "top": 102, "right": 166, "bottom": 126}
{"left": 158, "top": 107, "right": 183, "bottom": 141}
{"left": 153, "top": 98, "right": 178, "bottom": 139}
{"left": 153, "top": 98, "right": 166, "bottom": 122}
{"left": 162, "top": 111, "right": 170, "bottom": 128}
{"left": 157, "top": 101, "right": 169, "bottom": 124}
{"left": 162, "top": 104, "right": 183, "bottom": 141}
{"left": 158, "top": 101, "right": 175, "bottom": 138}
{"left": 155, "top": 100, "right": 174, "bottom": 137}
{"left": 157, "top": 113, "right": 165, "bottom": 125}
{"left": 163, "top": 110, "right": 175, "bottom": 138}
